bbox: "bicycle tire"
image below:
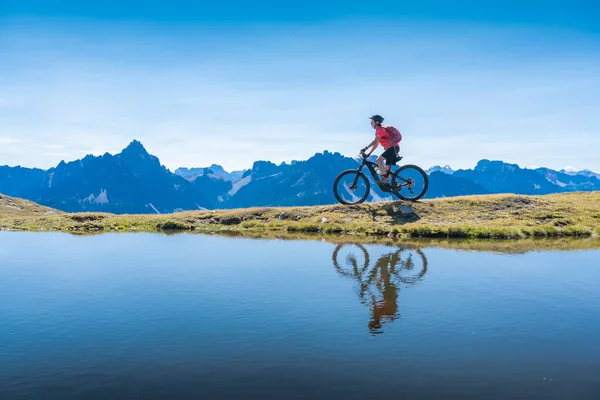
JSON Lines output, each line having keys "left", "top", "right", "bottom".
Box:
{"left": 390, "top": 164, "right": 429, "bottom": 201}
{"left": 333, "top": 170, "right": 371, "bottom": 205}
{"left": 332, "top": 243, "right": 371, "bottom": 279}
{"left": 392, "top": 248, "right": 428, "bottom": 285}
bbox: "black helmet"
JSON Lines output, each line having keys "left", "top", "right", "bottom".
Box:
{"left": 369, "top": 114, "right": 384, "bottom": 123}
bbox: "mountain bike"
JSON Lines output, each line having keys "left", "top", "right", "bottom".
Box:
{"left": 333, "top": 150, "right": 428, "bottom": 205}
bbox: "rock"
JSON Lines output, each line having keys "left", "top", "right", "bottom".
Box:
{"left": 220, "top": 216, "right": 241, "bottom": 225}
{"left": 400, "top": 205, "right": 415, "bottom": 215}
{"left": 321, "top": 217, "right": 329, "bottom": 223}
{"left": 279, "top": 212, "right": 288, "bottom": 220}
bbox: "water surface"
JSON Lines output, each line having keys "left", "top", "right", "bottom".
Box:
{"left": 1, "top": 232, "right": 599, "bottom": 399}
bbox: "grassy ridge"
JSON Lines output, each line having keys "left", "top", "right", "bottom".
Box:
{"left": 0, "top": 194, "right": 62, "bottom": 217}
{"left": 1, "top": 192, "right": 600, "bottom": 239}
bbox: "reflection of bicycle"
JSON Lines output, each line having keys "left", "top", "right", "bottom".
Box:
{"left": 333, "top": 244, "right": 428, "bottom": 285}
{"left": 332, "top": 149, "right": 429, "bottom": 205}
{"left": 332, "top": 243, "right": 428, "bottom": 335}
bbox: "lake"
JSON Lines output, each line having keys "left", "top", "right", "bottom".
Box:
{"left": 1, "top": 232, "right": 600, "bottom": 399}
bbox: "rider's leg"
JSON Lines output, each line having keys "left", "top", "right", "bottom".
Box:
{"left": 379, "top": 147, "right": 396, "bottom": 178}
{"left": 377, "top": 156, "right": 388, "bottom": 184}
{"left": 388, "top": 146, "right": 401, "bottom": 188}
{"left": 376, "top": 156, "right": 386, "bottom": 175}
{"left": 386, "top": 148, "right": 398, "bottom": 175}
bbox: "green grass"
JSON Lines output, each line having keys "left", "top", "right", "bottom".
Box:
{"left": 561, "top": 225, "right": 593, "bottom": 237}
{"left": 156, "top": 220, "right": 191, "bottom": 230}
{"left": 2, "top": 191, "right": 600, "bottom": 240}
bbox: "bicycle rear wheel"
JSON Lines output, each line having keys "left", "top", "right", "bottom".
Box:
{"left": 390, "top": 164, "right": 428, "bottom": 201}
{"left": 333, "top": 170, "right": 371, "bottom": 205}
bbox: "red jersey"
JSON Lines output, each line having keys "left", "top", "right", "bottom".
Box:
{"left": 376, "top": 126, "right": 394, "bottom": 150}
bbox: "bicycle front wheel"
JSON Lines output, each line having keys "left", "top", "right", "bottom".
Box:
{"left": 390, "top": 165, "right": 428, "bottom": 201}
{"left": 333, "top": 170, "right": 371, "bottom": 205}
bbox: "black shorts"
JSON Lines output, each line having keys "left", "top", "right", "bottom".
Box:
{"left": 381, "top": 145, "right": 400, "bottom": 166}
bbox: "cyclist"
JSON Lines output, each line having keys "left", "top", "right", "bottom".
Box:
{"left": 361, "top": 114, "right": 400, "bottom": 186}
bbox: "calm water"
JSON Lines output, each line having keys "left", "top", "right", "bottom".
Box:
{"left": 1, "top": 232, "right": 600, "bottom": 399}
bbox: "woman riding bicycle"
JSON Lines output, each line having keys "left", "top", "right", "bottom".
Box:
{"left": 361, "top": 114, "right": 400, "bottom": 186}
{"left": 332, "top": 115, "right": 427, "bottom": 204}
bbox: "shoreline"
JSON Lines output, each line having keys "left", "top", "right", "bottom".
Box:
{"left": 2, "top": 228, "right": 600, "bottom": 254}
{"left": 2, "top": 192, "right": 600, "bottom": 240}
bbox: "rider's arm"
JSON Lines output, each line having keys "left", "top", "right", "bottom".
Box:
{"left": 364, "top": 136, "right": 380, "bottom": 156}
{"left": 367, "top": 141, "right": 379, "bottom": 156}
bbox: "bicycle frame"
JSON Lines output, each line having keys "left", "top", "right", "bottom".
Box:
{"left": 358, "top": 158, "right": 380, "bottom": 181}
{"left": 351, "top": 153, "right": 410, "bottom": 191}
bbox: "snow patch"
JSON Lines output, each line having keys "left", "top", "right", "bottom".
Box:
{"left": 228, "top": 175, "right": 251, "bottom": 196}
{"left": 83, "top": 189, "right": 109, "bottom": 204}
{"left": 369, "top": 189, "right": 386, "bottom": 202}
{"left": 148, "top": 203, "right": 160, "bottom": 214}
{"left": 545, "top": 177, "right": 568, "bottom": 188}
{"left": 95, "top": 189, "right": 109, "bottom": 204}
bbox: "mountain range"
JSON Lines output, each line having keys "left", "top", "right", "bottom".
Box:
{"left": 1, "top": 140, "right": 599, "bottom": 214}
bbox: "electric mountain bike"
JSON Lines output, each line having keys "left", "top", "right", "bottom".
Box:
{"left": 333, "top": 150, "right": 428, "bottom": 205}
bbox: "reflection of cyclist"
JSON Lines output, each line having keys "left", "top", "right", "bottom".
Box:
{"left": 367, "top": 252, "right": 400, "bottom": 333}
{"left": 332, "top": 243, "right": 427, "bottom": 335}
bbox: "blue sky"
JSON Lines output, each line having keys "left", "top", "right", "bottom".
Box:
{"left": 1, "top": 0, "right": 599, "bottom": 172}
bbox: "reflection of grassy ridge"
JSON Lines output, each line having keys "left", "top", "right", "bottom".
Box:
{"left": 18, "top": 229, "right": 600, "bottom": 255}
{"left": 200, "top": 231, "right": 600, "bottom": 254}
{"left": 2, "top": 192, "right": 600, "bottom": 240}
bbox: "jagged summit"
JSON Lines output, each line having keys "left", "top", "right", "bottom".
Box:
{"left": 426, "top": 165, "right": 455, "bottom": 175}
{"left": 474, "top": 159, "right": 519, "bottom": 172}
{"left": 121, "top": 139, "right": 149, "bottom": 155}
